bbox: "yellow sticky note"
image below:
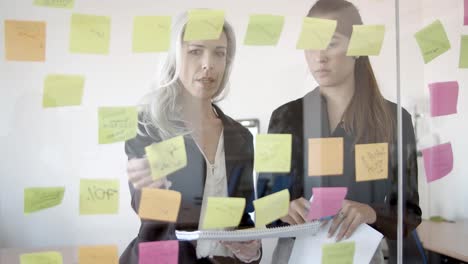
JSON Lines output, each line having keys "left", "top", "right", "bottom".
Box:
{"left": 98, "top": 107, "right": 138, "bottom": 144}
{"left": 4, "top": 20, "right": 46, "bottom": 61}
{"left": 346, "top": 25, "right": 385, "bottom": 56}
{"left": 253, "top": 189, "right": 289, "bottom": 227}
{"left": 308, "top": 138, "right": 343, "bottom": 176}
{"left": 145, "top": 136, "right": 188, "bottom": 180}
{"left": 322, "top": 241, "right": 355, "bottom": 264}
{"left": 78, "top": 245, "right": 118, "bottom": 264}
{"left": 414, "top": 20, "right": 451, "bottom": 64}
{"left": 42, "top": 74, "right": 84, "bottom": 108}
{"left": 24, "top": 187, "right": 65, "bottom": 214}
{"left": 138, "top": 188, "right": 182, "bottom": 222}
{"left": 459, "top": 35, "right": 468, "bottom": 68}
{"left": 254, "top": 134, "right": 292, "bottom": 173}
{"left": 20, "top": 251, "right": 62, "bottom": 264}
{"left": 183, "top": 9, "right": 225, "bottom": 41}
{"left": 79, "top": 179, "right": 119, "bottom": 215}
{"left": 132, "top": 16, "right": 171, "bottom": 52}
{"left": 244, "top": 14, "right": 285, "bottom": 46}
{"left": 202, "top": 197, "right": 246, "bottom": 229}
{"left": 34, "top": 0, "right": 74, "bottom": 9}
{"left": 296, "top": 17, "right": 337, "bottom": 50}
{"left": 70, "top": 13, "right": 111, "bottom": 54}
{"left": 355, "top": 143, "right": 388, "bottom": 182}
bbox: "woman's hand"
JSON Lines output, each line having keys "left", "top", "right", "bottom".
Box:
{"left": 127, "top": 158, "right": 172, "bottom": 189}
{"left": 221, "top": 240, "right": 261, "bottom": 263}
{"left": 279, "top": 198, "right": 310, "bottom": 225}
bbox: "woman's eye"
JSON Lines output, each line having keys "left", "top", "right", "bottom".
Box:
{"left": 216, "top": 51, "right": 226, "bottom": 57}
{"left": 328, "top": 42, "right": 337, "bottom": 48}
{"left": 189, "top": 49, "right": 202, "bottom": 55}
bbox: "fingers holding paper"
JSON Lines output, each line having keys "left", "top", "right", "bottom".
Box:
{"left": 328, "top": 200, "right": 377, "bottom": 241}
{"left": 280, "top": 198, "right": 310, "bottom": 225}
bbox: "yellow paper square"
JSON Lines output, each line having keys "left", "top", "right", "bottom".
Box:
{"left": 308, "top": 138, "right": 343, "bottom": 176}
{"left": 346, "top": 25, "right": 385, "bottom": 56}
{"left": 244, "top": 14, "right": 285, "bottom": 46}
{"left": 145, "top": 136, "right": 188, "bottom": 180}
{"left": 296, "top": 17, "right": 337, "bottom": 50}
{"left": 79, "top": 179, "right": 119, "bottom": 215}
{"left": 322, "top": 241, "right": 355, "bottom": 264}
{"left": 183, "top": 9, "right": 225, "bottom": 41}
{"left": 78, "top": 245, "right": 118, "bottom": 264}
{"left": 34, "top": 0, "right": 74, "bottom": 9}
{"left": 70, "top": 13, "right": 111, "bottom": 54}
{"left": 138, "top": 188, "right": 182, "bottom": 222}
{"left": 202, "top": 197, "right": 246, "bottom": 229}
{"left": 254, "top": 134, "right": 292, "bottom": 173}
{"left": 253, "top": 189, "right": 289, "bottom": 227}
{"left": 98, "top": 107, "right": 138, "bottom": 144}
{"left": 20, "top": 251, "right": 62, "bottom": 264}
{"left": 43, "top": 74, "right": 84, "bottom": 108}
{"left": 4, "top": 20, "right": 46, "bottom": 61}
{"left": 355, "top": 143, "right": 388, "bottom": 182}
{"left": 459, "top": 35, "right": 468, "bottom": 68}
{"left": 414, "top": 20, "right": 451, "bottom": 64}
{"left": 132, "top": 16, "right": 171, "bottom": 52}
{"left": 24, "top": 187, "right": 65, "bottom": 214}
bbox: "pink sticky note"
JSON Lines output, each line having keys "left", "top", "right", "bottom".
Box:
{"left": 307, "top": 187, "right": 347, "bottom": 221}
{"left": 421, "top": 142, "right": 453, "bottom": 183}
{"left": 139, "top": 240, "right": 178, "bottom": 264}
{"left": 464, "top": 0, "right": 468, "bottom": 25}
{"left": 429, "top": 81, "right": 459, "bottom": 117}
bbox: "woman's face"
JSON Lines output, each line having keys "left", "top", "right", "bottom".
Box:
{"left": 179, "top": 32, "right": 228, "bottom": 100}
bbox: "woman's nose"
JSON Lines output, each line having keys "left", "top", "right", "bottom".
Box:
{"left": 202, "top": 55, "right": 214, "bottom": 70}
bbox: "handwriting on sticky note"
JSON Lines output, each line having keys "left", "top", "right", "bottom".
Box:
{"left": 78, "top": 245, "right": 118, "bottom": 264}
{"left": 34, "top": 0, "right": 74, "bottom": 9}
{"left": 414, "top": 20, "right": 451, "bottom": 64}
{"left": 202, "top": 197, "right": 246, "bottom": 229}
{"left": 322, "top": 241, "right": 355, "bottom": 264}
{"left": 43, "top": 74, "right": 84, "bottom": 108}
{"left": 346, "top": 25, "right": 385, "bottom": 56}
{"left": 80, "top": 179, "right": 119, "bottom": 215}
{"left": 98, "top": 107, "right": 137, "bottom": 144}
{"left": 355, "top": 143, "right": 388, "bottom": 182}
{"left": 253, "top": 189, "right": 289, "bottom": 227}
{"left": 254, "top": 134, "right": 292, "bottom": 173}
{"left": 70, "top": 13, "right": 111, "bottom": 54}
{"left": 244, "top": 14, "right": 285, "bottom": 46}
{"left": 422, "top": 142, "right": 453, "bottom": 183}
{"left": 5, "top": 20, "right": 46, "bottom": 61}
{"left": 138, "top": 188, "right": 181, "bottom": 222}
{"left": 307, "top": 187, "right": 347, "bottom": 221}
{"left": 308, "top": 138, "right": 343, "bottom": 176}
{"left": 296, "top": 17, "right": 337, "bottom": 50}
{"left": 139, "top": 240, "right": 178, "bottom": 264}
{"left": 133, "top": 16, "right": 171, "bottom": 52}
{"left": 459, "top": 36, "right": 468, "bottom": 68}
{"left": 20, "top": 251, "right": 63, "bottom": 264}
{"left": 145, "top": 136, "right": 187, "bottom": 180}
{"left": 183, "top": 9, "right": 224, "bottom": 41}
{"left": 429, "top": 81, "right": 459, "bottom": 117}
{"left": 24, "top": 187, "right": 65, "bottom": 214}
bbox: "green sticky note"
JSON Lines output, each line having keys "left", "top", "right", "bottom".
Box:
{"left": 414, "top": 20, "right": 451, "bottom": 64}
{"left": 253, "top": 189, "right": 290, "bottom": 227}
{"left": 98, "top": 106, "right": 138, "bottom": 144}
{"left": 43, "top": 74, "right": 84, "bottom": 108}
{"left": 132, "top": 16, "right": 171, "bottom": 53}
{"left": 244, "top": 14, "right": 285, "bottom": 46}
{"left": 254, "top": 134, "right": 292, "bottom": 173}
{"left": 70, "top": 13, "right": 111, "bottom": 54}
{"left": 24, "top": 187, "right": 65, "bottom": 214}
{"left": 459, "top": 35, "right": 468, "bottom": 68}
{"left": 322, "top": 241, "right": 355, "bottom": 264}
{"left": 183, "top": 9, "right": 225, "bottom": 41}
{"left": 33, "top": 0, "right": 74, "bottom": 9}
{"left": 80, "top": 179, "right": 119, "bottom": 215}
{"left": 145, "top": 136, "right": 187, "bottom": 180}
{"left": 296, "top": 17, "right": 337, "bottom": 50}
{"left": 20, "top": 251, "right": 63, "bottom": 264}
{"left": 202, "top": 197, "right": 246, "bottom": 229}
{"left": 346, "top": 25, "right": 385, "bottom": 56}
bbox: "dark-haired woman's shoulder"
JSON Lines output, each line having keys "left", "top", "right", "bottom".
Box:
{"left": 268, "top": 95, "right": 307, "bottom": 134}
{"left": 384, "top": 100, "right": 416, "bottom": 133}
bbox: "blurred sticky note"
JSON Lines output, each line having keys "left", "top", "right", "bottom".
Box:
{"left": 296, "top": 17, "right": 337, "bottom": 50}
{"left": 202, "top": 197, "right": 246, "bottom": 229}
{"left": 244, "top": 14, "right": 285, "bottom": 46}
{"left": 414, "top": 20, "right": 451, "bottom": 64}
{"left": 24, "top": 187, "right": 65, "bottom": 214}
{"left": 43, "top": 74, "right": 84, "bottom": 108}
{"left": 78, "top": 245, "right": 118, "bottom": 264}
{"left": 459, "top": 35, "right": 468, "bottom": 68}
{"left": 421, "top": 142, "right": 453, "bottom": 183}
{"left": 98, "top": 107, "right": 138, "bottom": 144}
{"left": 346, "top": 25, "right": 385, "bottom": 56}
{"left": 355, "top": 143, "right": 388, "bottom": 182}
{"left": 145, "top": 136, "right": 187, "bottom": 180}
{"left": 254, "top": 134, "right": 292, "bottom": 173}
{"left": 70, "top": 13, "right": 111, "bottom": 54}
{"left": 132, "top": 16, "right": 171, "bottom": 52}
{"left": 253, "top": 189, "right": 289, "bottom": 227}
{"left": 429, "top": 81, "right": 459, "bottom": 117}
{"left": 20, "top": 251, "right": 62, "bottom": 264}
{"left": 308, "top": 138, "right": 343, "bottom": 176}
{"left": 4, "top": 20, "right": 46, "bottom": 61}
{"left": 183, "top": 9, "right": 224, "bottom": 41}
{"left": 307, "top": 187, "right": 347, "bottom": 221}
{"left": 139, "top": 240, "right": 178, "bottom": 264}
{"left": 80, "top": 179, "right": 119, "bottom": 215}
{"left": 322, "top": 241, "right": 356, "bottom": 264}
{"left": 138, "top": 188, "right": 181, "bottom": 222}
{"left": 34, "top": 0, "right": 74, "bottom": 8}
{"left": 464, "top": 0, "right": 468, "bottom": 25}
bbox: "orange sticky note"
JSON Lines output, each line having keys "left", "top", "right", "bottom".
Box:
{"left": 308, "top": 138, "right": 343, "bottom": 176}
{"left": 4, "top": 20, "right": 46, "bottom": 61}
{"left": 355, "top": 143, "right": 388, "bottom": 182}
{"left": 78, "top": 245, "right": 118, "bottom": 264}
{"left": 138, "top": 188, "right": 182, "bottom": 222}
